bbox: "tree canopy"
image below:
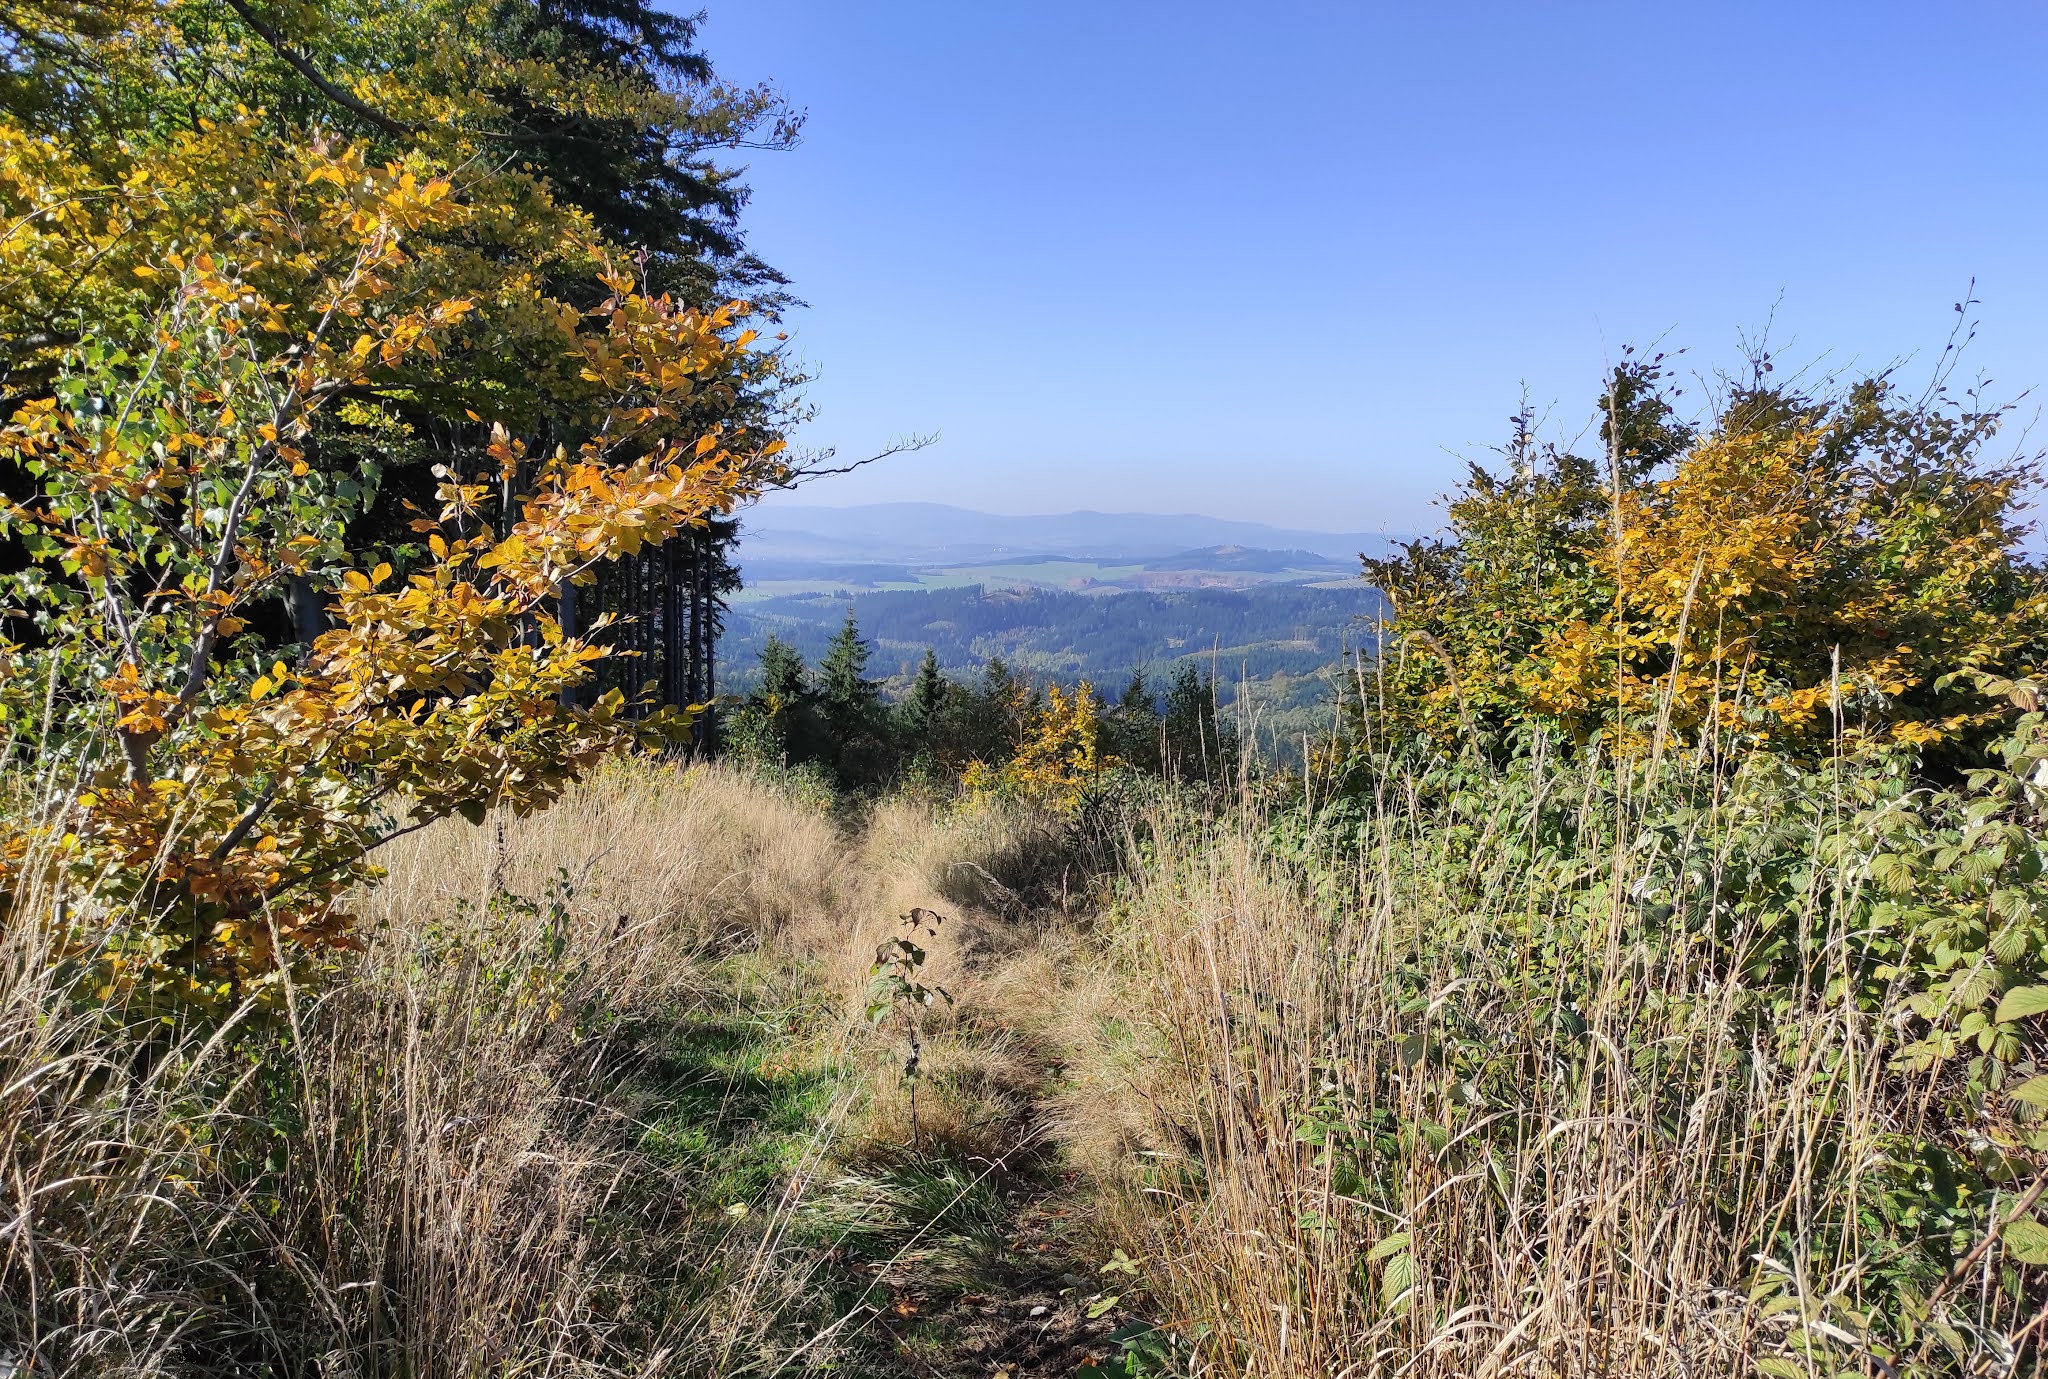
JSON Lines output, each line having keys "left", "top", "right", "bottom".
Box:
{"left": 1362, "top": 351, "right": 2048, "bottom": 765}
{"left": 0, "top": 0, "right": 802, "bottom": 1006}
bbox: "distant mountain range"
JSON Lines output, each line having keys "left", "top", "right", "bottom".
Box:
{"left": 720, "top": 504, "right": 1390, "bottom": 740}
{"left": 737, "top": 502, "right": 1398, "bottom": 566}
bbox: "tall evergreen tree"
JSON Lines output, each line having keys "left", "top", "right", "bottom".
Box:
{"left": 459, "top": 1, "right": 801, "bottom": 732}
{"left": 1111, "top": 670, "right": 1163, "bottom": 774}
{"left": 818, "top": 614, "right": 880, "bottom": 724}
{"left": 903, "top": 648, "right": 952, "bottom": 737}
{"left": 478, "top": 0, "right": 800, "bottom": 309}
{"left": 954, "top": 656, "right": 1028, "bottom": 763}
{"left": 755, "top": 635, "right": 809, "bottom": 704}
{"left": 813, "top": 614, "right": 906, "bottom": 786}
{"left": 1163, "top": 664, "right": 1237, "bottom": 784}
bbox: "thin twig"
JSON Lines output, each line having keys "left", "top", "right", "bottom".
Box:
{"left": 220, "top": 0, "right": 418, "bottom": 137}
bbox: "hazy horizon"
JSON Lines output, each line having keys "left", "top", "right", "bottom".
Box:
{"left": 746, "top": 496, "right": 1395, "bottom": 535}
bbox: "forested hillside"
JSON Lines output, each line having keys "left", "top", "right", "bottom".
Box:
{"left": 723, "top": 582, "right": 1382, "bottom": 688}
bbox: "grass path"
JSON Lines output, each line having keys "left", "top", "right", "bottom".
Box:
{"left": 623, "top": 943, "right": 1139, "bottom": 1376}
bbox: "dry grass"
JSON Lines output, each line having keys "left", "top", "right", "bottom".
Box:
{"left": 361, "top": 756, "right": 850, "bottom": 951}
{"left": 1049, "top": 772, "right": 2040, "bottom": 1377}
{"left": 28, "top": 741, "right": 2019, "bottom": 1376}
{"left": 821, "top": 794, "right": 1081, "bottom": 1166}
{"left": 0, "top": 757, "right": 1104, "bottom": 1376}
{"left": 0, "top": 759, "right": 867, "bottom": 1376}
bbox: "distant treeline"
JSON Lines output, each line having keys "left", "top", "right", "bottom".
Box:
{"left": 725, "top": 618, "right": 1237, "bottom": 791}
{"left": 720, "top": 582, "right": 1383, "bottom": 691}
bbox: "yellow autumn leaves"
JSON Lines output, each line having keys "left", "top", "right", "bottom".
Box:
{"left": 1367, "top": 370, "right": 2048, "bottom": 759}
{"left": 964, "top": 683, "right": 1120, "bottom": 812}
{"left": 0, "top": 138, "right": 780, "bottom": 1009}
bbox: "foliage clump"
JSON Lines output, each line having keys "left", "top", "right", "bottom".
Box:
{"left": 0, "top": 0, "right": 797, "bottom": 1008}
{"left": 1363, "top": 351, "right": 2048, "bottom": 761}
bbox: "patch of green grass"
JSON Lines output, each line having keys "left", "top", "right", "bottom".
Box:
{"left": 631, "top": 1007, "right": 852, "bottom": 1207}
{"left": 802, "top": 1158, "right": 1013, "bottom": 1280}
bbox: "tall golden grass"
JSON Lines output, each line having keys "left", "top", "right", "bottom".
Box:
{"left": 0, "top": 758, "right": 1087, "bottom": 1375}
{"left": 1054, "top": 760, "right": 2039, "bottom": 1377}
{"left": 0, "top": 761, "right": 855, "bottom": 1375}
{"left": 19, "top": 735, "right": 2018, "bottom": 1376}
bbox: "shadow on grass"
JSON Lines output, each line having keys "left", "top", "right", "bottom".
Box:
{"left": 587, "top": 964, "right": 1129, "bottom": 1376}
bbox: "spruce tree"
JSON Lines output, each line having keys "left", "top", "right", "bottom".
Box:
{"left": 755, "top": 636, "right": 808, "bottom": 704}
{"left": 1163, "top": 664, "right": 1236, "bottom": 783}
{"left": 1113, "top": 670, "right": 1162, "bottom": 774}
{"left": 818, "top": 614, "right": 879, "bottom": 721}
{"left": 961, "top": 657, "right": 1027, "bottom": 761}
{"left": 478, "top": 0, "right": 799, "bottom": 307}
{"left": 813, "top": 613, "right": 892, "bottom": 785}
{"left": 904, "top": 648, "right": 951, "bottom": 735}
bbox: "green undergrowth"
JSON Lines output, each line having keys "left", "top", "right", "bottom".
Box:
{"left": 624, "top": 956, "right": 855, "bottom": 1209}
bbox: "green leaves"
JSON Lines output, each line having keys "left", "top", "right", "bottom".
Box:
{"left": 1357, "top": 350, "right": 2047, "bottom": 761}
{"left": 865, "top": 908, "right": 953, "bottom": 1150}
{"left": 0, "top": 172, "right": 775, "bottom": 1013}
{"left": 1994, "top": 986, "right": 2048, "bottom": 1024}
{"left": 1367, "top": 1231, "right": 1416, "bottom": 1315}
{"left": 2003, "top": 1217, "right": 2048, "bottom": 1266}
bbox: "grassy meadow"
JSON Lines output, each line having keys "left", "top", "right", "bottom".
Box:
{"left": 12, "top": 711, "right": 2048, "bottom": 1375}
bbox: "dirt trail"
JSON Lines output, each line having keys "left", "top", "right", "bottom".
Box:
{"left": 813, "top": 820, "right": 1146, "bottom": 1376}
{"left": 847, "top": 1143, "right": 1124, "bottom": 1376}
{"left": 811, "top": 995, "right": 1133, "bottom": 1376}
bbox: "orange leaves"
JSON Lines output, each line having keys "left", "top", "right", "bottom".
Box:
{"left": 467, "top": 442, "right": 757, "bottom": 597}
{"left": 572, "top": 286, "right": 742, "bottom": 435}
{"left": 0, "top": 114, "right": 782, "bottom": 1013}
{"left": 0, "top": 4, "right": 813, "bottom": 1014}
{"left": 103, "top": 663, "right": 177, "bottom": 738}
{"left": 1515, "top": 426, "right": 1849, "bottom": 741}
{"left": 483, "top": 420, "right": 530, "bottom": 483}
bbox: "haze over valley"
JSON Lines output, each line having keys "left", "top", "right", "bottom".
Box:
{"left": 723, "top": 503, "right": 1390, "bottom": 733}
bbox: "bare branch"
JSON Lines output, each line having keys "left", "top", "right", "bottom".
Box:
{"left": 220, "top": 0, "right": 417, "bottom": 138}
{"left": 209, "top": 780, "right": 280, "bottom": 863}
{"left": 768, "top": 433, "right": 937, "bottom": 488}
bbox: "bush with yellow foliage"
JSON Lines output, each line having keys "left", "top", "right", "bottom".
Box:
{"left": 1362, "top": 350, "right": 2048, "bottom": 762}
{"left": 0, "top": 4, "right": 796, "bottom": 1009}
{"left": 963, "top": 681, "right": 1120, "bottom": 813}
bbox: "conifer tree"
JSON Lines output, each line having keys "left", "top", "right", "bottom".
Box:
{"left": 818, "top": 613, "right": 880, "bottom": 724}
{"left": 904, "top": 647, "right": 952, "bottom": 736}
{"left": 478, "top": 0, "right": 800, "bottom": 308}
{"left": 1163, "top": 664, "right": 1237, "bottom": 784}
{"left": 958, "top": 656, "right": 1029, "bottom": 762}
{"left": 812, "top": 613, "right": 896, "bottom": 784}
{"left": 755, "top": 635, "right": 809, "bottom": 705}
{"left": 1112, "top": 670, "right": 1163, "bottom": 774}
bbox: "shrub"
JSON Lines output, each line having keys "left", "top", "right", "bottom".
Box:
{"left": 0, "top": 151, "right": 782, "bottom": 1010}
{"left": 1363, "top": 354, "right": 2048, "bottom": 762}
{"left": 1065, "top": 706, "right": 2048, "bottom": 1375}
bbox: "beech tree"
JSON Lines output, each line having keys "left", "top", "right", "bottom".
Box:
{"left": 0, "top": 4, "right": 803, "bottom": 1008}
{"left": 1363, "top": 352, "right": 2048, "bottom": 762}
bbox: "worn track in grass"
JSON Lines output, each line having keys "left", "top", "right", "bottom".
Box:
{"left": 625, "top": 951, "right": 1137, "bottom": 1377}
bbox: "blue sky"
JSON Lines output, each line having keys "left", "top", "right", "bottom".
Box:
{"left": 699, "top": 2, "right": 2048, "bottom": 537}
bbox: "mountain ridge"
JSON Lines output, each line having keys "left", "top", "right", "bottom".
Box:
{"left": 739, "top": 501, "right": 1399, "bottom": 565}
